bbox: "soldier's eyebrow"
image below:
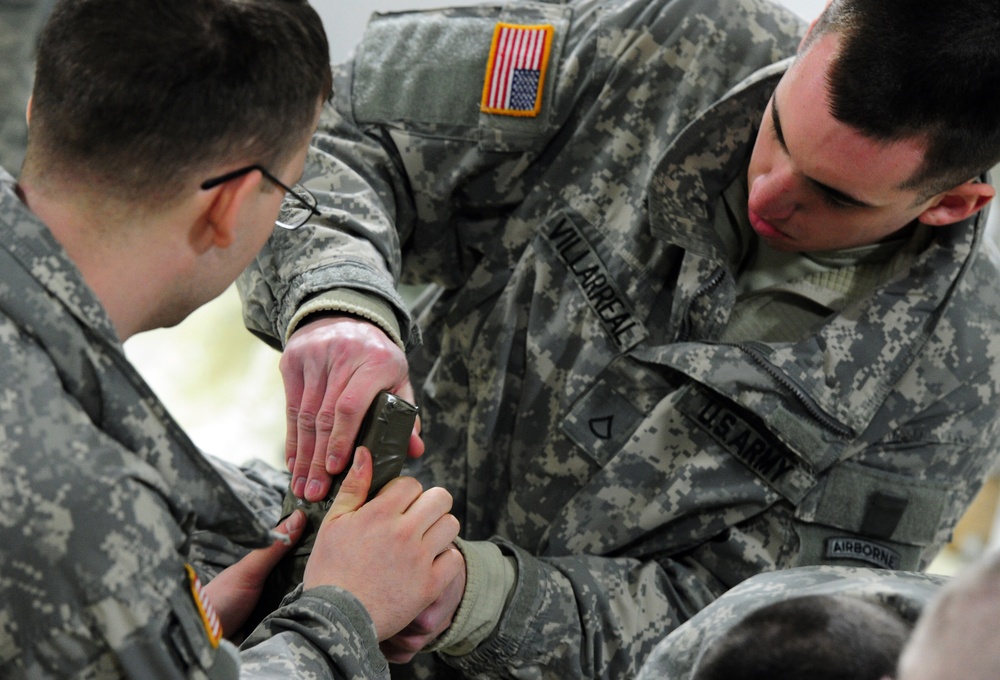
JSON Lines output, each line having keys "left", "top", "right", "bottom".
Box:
{"left": 770, "top": 95, "right": 875, "bottom": 209}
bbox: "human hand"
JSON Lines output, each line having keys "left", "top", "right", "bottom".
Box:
{"left": 304, "top": 448, "right": 462, "bottom": 640}
{"left": 281, "top": 315, "right": 424, "bottom": 502}
{"left": 380, "top": 556, "right": 467, "bottom": 663}
{"left": 203, "top": 509, "right": 306, "bottom": 639}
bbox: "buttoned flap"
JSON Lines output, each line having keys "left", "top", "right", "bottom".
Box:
{"left": 352, "top": 3, "right": 572, "bottom": 152}
{"left": 673, "top": 383, "right": 818, "bottom": 505}
{"left": 561, "top": 355, "right": 673, "bottom": 469}
{"left": 792, "top": 461, "right": 952, "bottom": 571}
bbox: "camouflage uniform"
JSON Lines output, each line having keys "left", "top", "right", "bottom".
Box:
{"left": 635, "top": 565, "right": 947, "bottom": 680}
{"left": 0, "top": 169, "right": 389, "bottom": 678}
{"left": 239, "top": 0, "right": 1000, "bottom": 677}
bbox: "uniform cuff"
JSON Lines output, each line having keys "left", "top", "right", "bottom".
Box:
{"left": 427, "top": 538, "right": 516, "bottom": 657}
{"left": 285, "top": 288, "right": 404, "bottom": 350}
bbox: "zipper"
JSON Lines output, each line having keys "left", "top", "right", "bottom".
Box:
{"left": 679, "top": 266, "right": 854, "bottom": 439}
{"left": 677, "top": 267, "right": 726, "bottom": 342}
{"left": 735, "top": 340, "right": 854, "bottom": 438}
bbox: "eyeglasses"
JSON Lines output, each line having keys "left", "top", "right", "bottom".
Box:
{"left": 200, "top": 164, "right": 320, "bottom": 230}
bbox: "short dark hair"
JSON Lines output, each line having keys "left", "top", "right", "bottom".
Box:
{"left": 26, "top": 0, "right": 332, "bottom": 204}
{"left": 693, "top": 595, "right": 913, "bottom": 680}
{"left": 807, "top": 0, "right": 1000, "bottom": 196}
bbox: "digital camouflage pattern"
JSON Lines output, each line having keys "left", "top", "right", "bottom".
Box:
{"left": 635, "top": 565, "right": 947, "bottom": 680}
{"left": 0, "top": 169, "right": 389, "bottom": 679}
{"left": 239, "top": 0, "right": 1000, "bottom": 677}
{"left": 0, "top": 0, "right": 54, "bottom": 173}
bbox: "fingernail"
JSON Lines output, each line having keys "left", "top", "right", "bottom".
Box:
{"left": 326, "top": 453, "right": 342, "bottom": 473}
{"left": 286, "top": 456, "right": 296, "bottom": 472}
{"left": 292, "top": 476, "right": 306, "bottom": 498}
{"left": 306, "top": 480, "right": 323, "bottom": 500}
{"left": 284, "top": 509, "right": 304, "bottom": 534}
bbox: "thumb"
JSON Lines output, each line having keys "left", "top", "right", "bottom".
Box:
{"left": 217, "top": 509, "right": 306, "bottom": 591}
{"left": 324, "top": 447, "right": 373, "bottom": 524}
{"left": 245, "top": 509, "right": 307, "bottom": 574}
{"left": 202, "top": 509, "right": 307, "bottom": 635}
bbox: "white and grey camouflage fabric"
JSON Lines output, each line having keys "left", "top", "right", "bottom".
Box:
{"left": 635, "top": 565, "right": 947, "bottom": 679}
{"left": 238, "top": 0, "right": 1000, "bottom": 677}
{"left": 0, "top": 168, "right": 389, "bottom": 679}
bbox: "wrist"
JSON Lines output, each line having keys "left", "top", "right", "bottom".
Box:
{"left": 427, "top": 538, "right": 516, "bottom": 657}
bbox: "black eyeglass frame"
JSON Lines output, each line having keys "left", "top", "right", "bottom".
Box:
{"left": 200, "top": 164, "right": 320, "bottom": 230}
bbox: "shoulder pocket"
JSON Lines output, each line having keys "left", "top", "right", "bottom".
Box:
{"left": 792, "top": 461, "right": 952, "bottom": 571}
{"left": 352, "top": 3, "right": 572, "bottom": 152}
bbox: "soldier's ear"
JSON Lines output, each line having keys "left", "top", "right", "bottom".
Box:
{"left": 917, "top": 181, "right": 994, "bottom": 227}
{"left": 798, "top": 1, "right": 833, "bottom": 50}
{"left": 25, "top": 95, "right": 32, "bottom": 126}
{"left": 193, "top": 169, "right": 262, "bottom": 252}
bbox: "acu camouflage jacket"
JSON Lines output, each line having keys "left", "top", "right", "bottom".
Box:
{"left": 239, "top": 0, "right": 1000, "bottom": 677}
{"left": 0, "top": 171, "right": 388, "bottom": 679}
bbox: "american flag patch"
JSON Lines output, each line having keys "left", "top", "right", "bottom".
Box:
{"left": 481, "top": 23, "right": 554, "bottom": 117}
{"left": 185, "top": 564, "right": 222, "bottom": 648}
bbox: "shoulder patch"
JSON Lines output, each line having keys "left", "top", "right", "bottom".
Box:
{"left": 481, "top": 22, "right": 554, "bottom": 117}
{"left": 824, "top": 537, "right": 902, "bottom": 570}
{"left": 185, "top": 564, "right": 222, "bottom": 648}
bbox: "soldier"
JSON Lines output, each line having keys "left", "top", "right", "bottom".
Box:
{"left": 0, "top": 0, "right": 462, "bottom": 677}
{"left": 238, "top": 0, "right": 1000, "bottom": 677}
{"left": 635, "top": 566, "right": 945, "bottom": 680}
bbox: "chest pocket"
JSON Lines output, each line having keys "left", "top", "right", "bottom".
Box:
{"left": 562, "top": 355, "right": 671, "bottom": 468}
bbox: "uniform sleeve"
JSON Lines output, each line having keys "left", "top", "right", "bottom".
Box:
{"left": 237, "top": 2, "right": 591, "bottom": 349}
{"left": 239, "top": 586, "right": 389, "bottom": 680}
{"left": 441, "top": 540, "right": 714, "bottom": 679}
{"left": 0, "top": 324, "right": 388, "bottom": 679}
{"left": 0, "top": 329, "right": 218, "bottom": 678}
{"left": 236, "top": 80, "right": 418, "bottom": 350}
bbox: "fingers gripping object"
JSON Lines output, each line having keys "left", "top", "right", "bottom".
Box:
{"left": 246, "top": 392, "right": 418, "bottom": 630}
{"left": 338, "top": 390, "right": 418, "bottom": 501}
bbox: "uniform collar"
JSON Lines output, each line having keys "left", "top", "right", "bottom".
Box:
{"left": 639, "top": 73, "right": 990, "bottom": 446}
{"left": 0, "top": 170, "right": 121, "bottom": 345}
{"left": 648, "top": 59, "right": 789, "bottom": 262}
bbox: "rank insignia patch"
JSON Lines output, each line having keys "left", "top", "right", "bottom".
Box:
{"left": 481, "top": 22, "right": 554, "bottom": 117}
{"left": 185, "top": 564, "right": 222, "bottom": 647}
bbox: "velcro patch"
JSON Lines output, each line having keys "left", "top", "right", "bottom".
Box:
{"left": 481, "top": 22, "right": 554, "bottom": 117}
{"left": 185, "top": 564, "right": 222, "bottom": 648}
{"left": 825, "top": 537, "right": 902, "bottom": 570}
